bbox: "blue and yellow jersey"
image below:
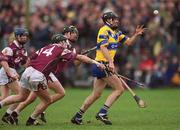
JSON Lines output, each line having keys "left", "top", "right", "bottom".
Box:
{"left": 95, "top": 25, "right": 129, "bottom": 62}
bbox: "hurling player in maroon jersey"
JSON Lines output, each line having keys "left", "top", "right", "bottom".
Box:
{"left": 0, "top": 33, "right": 105, "bottom": 126}
{"left": 6, "top": 26, "right": 81, "bottom": 125}
{"left": 0, "top": 28, "right": 29, "bottom": 123}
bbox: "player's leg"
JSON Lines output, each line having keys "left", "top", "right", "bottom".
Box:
{"left": 9, "top": 92, "right": 38, "bottom": 125}
{"left": 101, "top": 74, "right": 124, "bottom": 107}
{"left": 96, "top": 74, "right": 124, "bottom": 125}
{"left": 0, "top": 85, "right": 10, "bottom": 123}
{"left": 80, "top": 78, "right": 106, "bottom": 112}
{"left": 0, "top": 85, "right": 30, "bottom": 108}
{"left": 48, "top": 81, "right": 65, "bottom": 103}
{"left": 4, "top": 81, "right": 21, "bottom": 112}
{"left": 26, "top": 89, "right": 51, "bottom": 126}
{"left": 14, "top": 92, "right": 37, "bottom": 114}
{"left": 48, "top": 74, "right": 65, "bottom": 104}
{"left": 0, "top": 67, "right": 10, "bottom": 100}
{"left": 71, "top": 78, "right": 107, "bottom": 125}
{"left": 0, "top": 86, "right": 30, "bottom": 125}
{"left": 38, "top": 73, "right": 65, "bottom": 123}
{"left": 0, "top": 86, "right": 9, "bottom": 100}
{"left": 0, "top": 81, "right": 19, "bottom": 123}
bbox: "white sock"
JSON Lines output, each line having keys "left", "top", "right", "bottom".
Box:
{"left": 0, "top": 102, "right": 4, "bottom": 107}
{"left": 6, "top": 108, "right": 13, "bottom": 114}
{"left": 31, "top": 114, "right": 38, "bottom": 119}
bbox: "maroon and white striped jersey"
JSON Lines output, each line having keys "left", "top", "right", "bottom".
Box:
{"left": 0, "top": 40, "right": 27, "bottom": 69}
{"left": 30, "top": 44, "right": 77, "bottom": 78}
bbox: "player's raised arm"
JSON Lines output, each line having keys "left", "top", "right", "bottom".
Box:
{"left": 125, "top": 25, "right": 146, "bottom": 46}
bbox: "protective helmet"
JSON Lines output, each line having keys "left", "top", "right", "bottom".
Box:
{"left": 102, "top": 11, "right": 118, "bottom": 23}
{"left": 51, "top": 34, "right": 67, "bottom": 43}
{"left": 62, "top": 25, "right": 78, "bottom": 36}
{"left": 14, "top": 28, "right": 29, "bottom": 37}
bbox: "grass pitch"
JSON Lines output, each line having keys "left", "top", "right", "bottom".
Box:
{"left": 0, "top": 88, "right": 180, "bottom": 130}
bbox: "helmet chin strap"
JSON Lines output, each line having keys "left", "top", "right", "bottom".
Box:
{"left": 66, "top": 39, "right": 72, "bottom": 48}
{"left": 68, "top": 38, "right": 77, "bottom": 45}
{"left": 19, "top": 41, "right": 28, "bottom": 48}
{"left": 19, "top": 41, "right": 26, "bottom": 45}
{"left": 105, "top": 21, "right": 111, "bottom": 27}
{"left": 105, "top": 21, "right": 118, "bottom": 30}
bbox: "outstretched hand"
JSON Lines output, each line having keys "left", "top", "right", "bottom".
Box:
{"left": 135, "top": 25, "right": 146, "bottom": 35}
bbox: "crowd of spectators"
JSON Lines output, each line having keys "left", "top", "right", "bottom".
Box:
{"left": 0, "top": 0, "right": 179, "bottom": 88}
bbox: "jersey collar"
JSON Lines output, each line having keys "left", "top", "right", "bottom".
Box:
{"left": 13, "top": 40, "right": 23, "bottom": 48}
{"left": 104, "top": 24, "right": 113, "bottom": 31}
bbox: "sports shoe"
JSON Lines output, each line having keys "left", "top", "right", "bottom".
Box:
{"left": 2, "top": 115, "right": 16, "bottom": 125}
{"left": 39, "top": 112, "right": 47, "bottom": 123}
{"left": 11, "top": 112, "right": 19, "bottom": 125}
{"left": 2, "top": 112, "right": 10, "bottom": 124}
{"left": 71, "top": 116, "right": 83, "bottom": 125}
{"left": 2, "top": 114, "right": 11, "bottom": 124}
{"left": 96, "top": 113, "right": 112, "bottom": 125}
{"left": 26, "top": 117, "right": 40, "bottom": 126}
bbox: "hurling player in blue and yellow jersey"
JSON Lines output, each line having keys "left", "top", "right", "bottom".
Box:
{"left": 71, "top": 11, "right": 145, "bottom": 125}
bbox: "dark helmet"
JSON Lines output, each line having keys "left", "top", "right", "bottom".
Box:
{"left": 14, "top": 28, "right": 29, "bottom": 37}
{"left": 102, "top": 11, "right": 119, "bottom": 23}
{"left": 51, "top": 34, "right": 67, "bottom": 43}
{"left": 62, "top": 25, "right": 79, "bottom": 36}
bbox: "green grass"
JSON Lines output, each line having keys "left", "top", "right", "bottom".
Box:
{"left": 0, "top": 88, "right": 180, "bottom": 130}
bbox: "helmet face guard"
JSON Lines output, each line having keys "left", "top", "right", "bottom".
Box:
{"left": 62, "top": 25, "right": 79, "bottom": 42}
{"left": 51, "top": 34, "right": 67, "bottom": 43}
{"left": 14, "top": 28, "right": 29, "bottom": 44}
{"left": 102, "top": 12, "right": 119, "bottom": 30}
{"left": 14, "top": 28, "right": 29, "bottom": 37}
{"left": 51, "top": 33, "right": 69, "bottom": 48}
{"left": 62, "top": 25, "right": 78, "bottom": 36}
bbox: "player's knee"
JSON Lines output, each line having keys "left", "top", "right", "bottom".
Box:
{"left": 56, "top": 89, "right": 65, "bottom": 99}
{"left": 60, "top": 89, "right": 65, "bottom": 97}
{"left": 93, "top": 92, "right": 102, "bottom": 99}
{"left": 18, "top": 95, "right": 28, "bottom": 102}
{"left": 115, "top": 88, "right": 124, "bottom": 97}
{"left": 28, "top": 96, "right": 37, "bottom": 103}
{"left": 44, "top": 96, "right": 52, "bottom": 105}
{"left": 0, "top": 95, "right": 7, "bottom": 100}
{"left": 120, "top": 86, "right": 125, "bottom": 93}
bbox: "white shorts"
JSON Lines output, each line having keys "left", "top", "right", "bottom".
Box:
{"left": 20, "top": 67, "right": 48, "bottom": 91}
{"left": 0, "top": 67, "right": 18, "bottom": 86}
{"left": 49, "top": 72, "right": 58, "bottom": 82}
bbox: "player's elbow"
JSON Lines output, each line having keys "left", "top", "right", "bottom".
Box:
{"left": 124, "top": 40, "right": 131, "bottom": 46}
{"left": 76, "top": 54, "right": 83, "bottom": 60}
{"left": 0, "top": 55, "right": 8, "bottom": 65}
{"left": 0, "top": 60, "right": 8, "bottom": 66}
{"left": 100, "top": 45, "right": 107, "bottom": 50}
{"left": 74, "top": 60, "right": 81, "bottom": 66}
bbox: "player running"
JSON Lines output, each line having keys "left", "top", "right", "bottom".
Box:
{"left": 71, "top": 11, "right": 145, "bottom": 125}
{"left": 0, "top": 28, "right": 29, "bottom": 124}
{"left": 4, "top": 25, "right": 82, "bottom": 125}
{"left": 0, "top": 33, "right": 105, "bottom": 126}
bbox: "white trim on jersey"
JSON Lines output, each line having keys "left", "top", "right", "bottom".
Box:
{"left": 13, "top": 40, "right": 20, "bottom": 48}
{"left": 24, "top": 51, "right": 28, "bottom": 56}
{"left": 2, "top": 47, "right": 13, "bottom": 56}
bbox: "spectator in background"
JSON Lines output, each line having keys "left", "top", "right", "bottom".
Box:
{"left": 0, "top": 0, "right": 179, "bottom": 88}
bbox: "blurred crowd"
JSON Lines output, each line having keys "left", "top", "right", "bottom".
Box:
{"left": 0, "top": 0, "right": 180, "bottom": 88}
